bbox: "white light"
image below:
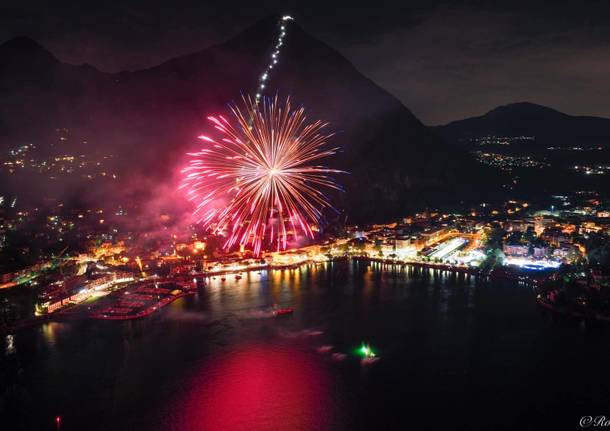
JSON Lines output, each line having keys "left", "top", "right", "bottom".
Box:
{"left": 505, "top": 257, "right": 561, "bottom": 269}
{"left": 251, "top": 15, "right": 290, "bottom": 100}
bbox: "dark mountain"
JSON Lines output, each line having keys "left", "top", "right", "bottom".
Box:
{"left": 0, "top": 36, "right": 111, "bottom": 138}
{"left": 0, "top": 36, "right": 56, "bottom": 67}
{"left": 434, "top": 102, "right": 610, "bottom": 148}
{"left": 0, "top": 17, "right": 496, "bottom": 223}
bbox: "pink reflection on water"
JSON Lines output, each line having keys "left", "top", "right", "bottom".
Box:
{"left": 168, "top": 343, "right": 338, "bottom": 431}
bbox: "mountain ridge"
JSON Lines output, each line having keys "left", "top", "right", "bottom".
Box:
{"left": 0, "top": 17, "right": 497, "bottom": 222}
{"left": 435, "top": 102, "right": 610, "bottom": 147}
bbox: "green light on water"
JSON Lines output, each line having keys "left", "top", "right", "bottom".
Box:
{"left": 357, "top": 343, "right": 376, "bottom": 358}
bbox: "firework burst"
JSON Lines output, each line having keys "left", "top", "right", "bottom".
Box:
{"left": 181, "top": 95, "right": 344, "bottom": 255}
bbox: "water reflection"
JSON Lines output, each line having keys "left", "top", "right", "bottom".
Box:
{"left": 5, "top": 334, "right": 16, "bottom": 355}
{"left": 166, "top": 343, "right": 340, "bottom": 431}
{"left": 5, "top": 260, "right": 602, "bottom": 431}
{"left": 41, "top": 322, "right": 70, "bottom": 347}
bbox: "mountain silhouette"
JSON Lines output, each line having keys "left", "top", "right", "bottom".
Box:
{"left": 434, "top": 102, "right": 610, "bottom": 148}
{"left": 0, "top": 17, "right": 495, "bottom": 222}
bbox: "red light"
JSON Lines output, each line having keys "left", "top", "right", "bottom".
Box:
{"left": 168, "top": 343, "right": 338, "bottom": 431}
{"left": 55, "top": 415, "right": 61, "bottom": 428}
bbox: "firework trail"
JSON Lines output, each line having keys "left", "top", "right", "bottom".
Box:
{"left": 181, "top": 96, "right": 343, "bottom": 255}
{"left": 255, "top": 15, "right": 293, "bottom": 104}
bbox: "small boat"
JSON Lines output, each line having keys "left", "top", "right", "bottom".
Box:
{"left": 273, "top": 307, "right": 294, "bottom": 317}
{"left": 358, "top": 343, "right": 379, "bottom": 364}
{"left": 361, "top": 356, "right": 380, "bottom": 365}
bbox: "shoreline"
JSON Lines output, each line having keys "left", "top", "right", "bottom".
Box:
{"left": 537, "top": 298, "right": 610, "bottom": 323}
{"left": 86, "top": 291, "right": 195, "bottom": 321}
{"left": 1, "top": 256, "right": 543, "bottom": 332}
{"left": 352, "top": 256, "right": 481, "bottom": 275}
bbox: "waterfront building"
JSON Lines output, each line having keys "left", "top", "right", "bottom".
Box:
{"left": 503, "top": 243, "right": 529, "bottom": 257}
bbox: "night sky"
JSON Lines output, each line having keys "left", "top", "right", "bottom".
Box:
{"left": 2, "top": 0, "right": 610, "bottom": 125}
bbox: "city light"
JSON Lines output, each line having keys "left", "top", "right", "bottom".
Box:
{"left": 505, "top": 257, "right": 561, "bottom": 269}
{"left": 1, "top": 7, "right": 609, "bottom": 431}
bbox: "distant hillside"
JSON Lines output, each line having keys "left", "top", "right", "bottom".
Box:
{"left": 0, "top": 17, "right": 498, "bottom": 222}
{"left": 434, "top": 102, "right": 610, "bottom": 148}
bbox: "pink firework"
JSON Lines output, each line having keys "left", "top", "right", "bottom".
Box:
{"left": 181, "top": 96, "right": 344, "bottom": 255}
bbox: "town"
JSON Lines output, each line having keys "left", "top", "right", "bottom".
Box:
{"left": 3, "top": 4, "right": 610, "bottom": 429}
{"left": 2, "top": 190, "right": 609, "bottom": 330}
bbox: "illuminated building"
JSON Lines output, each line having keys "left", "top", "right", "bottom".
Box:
{"left": 503, "top": 243, "right": 529, "bottom": 257}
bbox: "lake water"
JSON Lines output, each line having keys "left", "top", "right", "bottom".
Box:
{"left": 2, "top": 260, "right": 610, "bottom": 430}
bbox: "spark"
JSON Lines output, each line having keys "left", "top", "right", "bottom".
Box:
{"left": 181, "top": 96, "right": 344, "bottom": 256}
{"left": 254, "top": 15, "right": 294, "bottom": 101}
